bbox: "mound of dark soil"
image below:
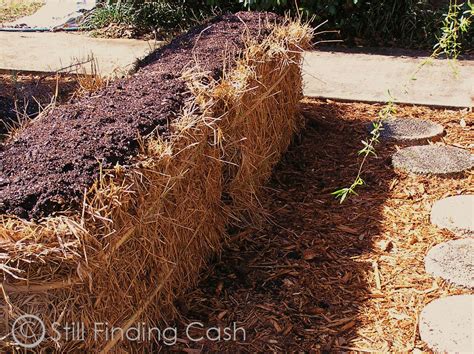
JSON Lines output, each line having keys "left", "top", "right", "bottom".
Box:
{"left": 0, "top": 12, "right": 278, "bottom": 220}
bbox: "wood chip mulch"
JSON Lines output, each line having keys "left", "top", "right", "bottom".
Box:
{"left": 173, "top": 98, "right": 473, "bottom": 352}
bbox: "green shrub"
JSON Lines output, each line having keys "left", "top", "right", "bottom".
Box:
{"left": 133, "top": 2, "right": 187, "bottom": 30}
{"left": 236, "top": 0, "right": 473, "bottom": 49}
{"left": 210, "top": 0, "right": 470, "bottom": 49}
{"left": 82, "top": 4, "right": 135, "bottom": 28}
{"left": 84, "top": 1, "right": 192, "bottom": 31}
{"left": 83, "top": 3, "right": 136, "bottom": 29}
{"left": 85, "top": 0, "right": 473, "bottom": 50}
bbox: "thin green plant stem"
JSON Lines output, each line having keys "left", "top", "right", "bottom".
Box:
{"left": 332, "top": 95, "right": 395, "bottom": 203}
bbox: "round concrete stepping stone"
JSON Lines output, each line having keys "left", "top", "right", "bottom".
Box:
{"left": 378, "top": 118, "right": 444, "bottom": 143}
{"left": 431, "top": 195, "right": 474, "bottom": 237}
{"left": 425, "top": 238, "right": 474, "bottom": 288}
{"left": 419, "top": 295, "right": 473, "bottom": 352}
{"left": 392, "top": 145, "right": 473, "bottom": 175}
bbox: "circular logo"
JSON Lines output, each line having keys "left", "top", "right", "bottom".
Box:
{"left": 11, "top": 314, "right": 46, "bottom": 349}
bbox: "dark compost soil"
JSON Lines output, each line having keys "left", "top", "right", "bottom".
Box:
{"left": 0, "top": 12, "right": 278, "bottom": 220}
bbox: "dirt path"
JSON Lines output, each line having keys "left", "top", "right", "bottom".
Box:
{"left": 173, "top": 98, "right": 473, "bottom": 351}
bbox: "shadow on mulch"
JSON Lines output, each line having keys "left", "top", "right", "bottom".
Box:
{"left": 171, "top": 99, "right": 398, "bottom": 351}
{"left": 0, "top": 73, "right": 78, "bottom": 137}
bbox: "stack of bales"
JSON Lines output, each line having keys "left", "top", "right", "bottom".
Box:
{"left": 0, "top": 12, "right": 311, "bottom": 351}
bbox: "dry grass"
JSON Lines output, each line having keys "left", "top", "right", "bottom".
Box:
{"left": 72, "top": 56, "right": 108, "bottom": 96}
{"left": 0, "top": 18, "right": 312, "bottom": 351}
{"left": 0, "top": 0, "right": 43, "bottom": 24}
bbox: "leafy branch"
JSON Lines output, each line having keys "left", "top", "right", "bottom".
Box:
{"left": 433, "top": 0, "right": 473, "bottom": 60}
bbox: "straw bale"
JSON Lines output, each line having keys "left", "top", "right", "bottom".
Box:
{"left": 0, "top": 18, "right": 311, "bottom": 351}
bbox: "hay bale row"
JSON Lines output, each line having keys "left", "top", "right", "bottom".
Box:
{"left": 0, "top": 12, "right": 311, "bottom": 351}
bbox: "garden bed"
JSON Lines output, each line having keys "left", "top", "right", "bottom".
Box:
{"left": 0, "top": 11, "right": 311, "bottom": 351}
{"left": 0, "top": 12, "right": 279, "bottom": 219}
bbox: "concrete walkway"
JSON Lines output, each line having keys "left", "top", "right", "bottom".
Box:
{"left": 303, "top": 49, "right": 474, "bottom": 108}
{"left": 0, "top": 32, "right": 159, "bottom": 76}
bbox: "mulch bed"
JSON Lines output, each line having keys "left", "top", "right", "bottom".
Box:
{"left": 0, "top": 12, "right": 277, "bottom": 220}
{"left": 172, "top": 98, "right": 473, "bottom": 352}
